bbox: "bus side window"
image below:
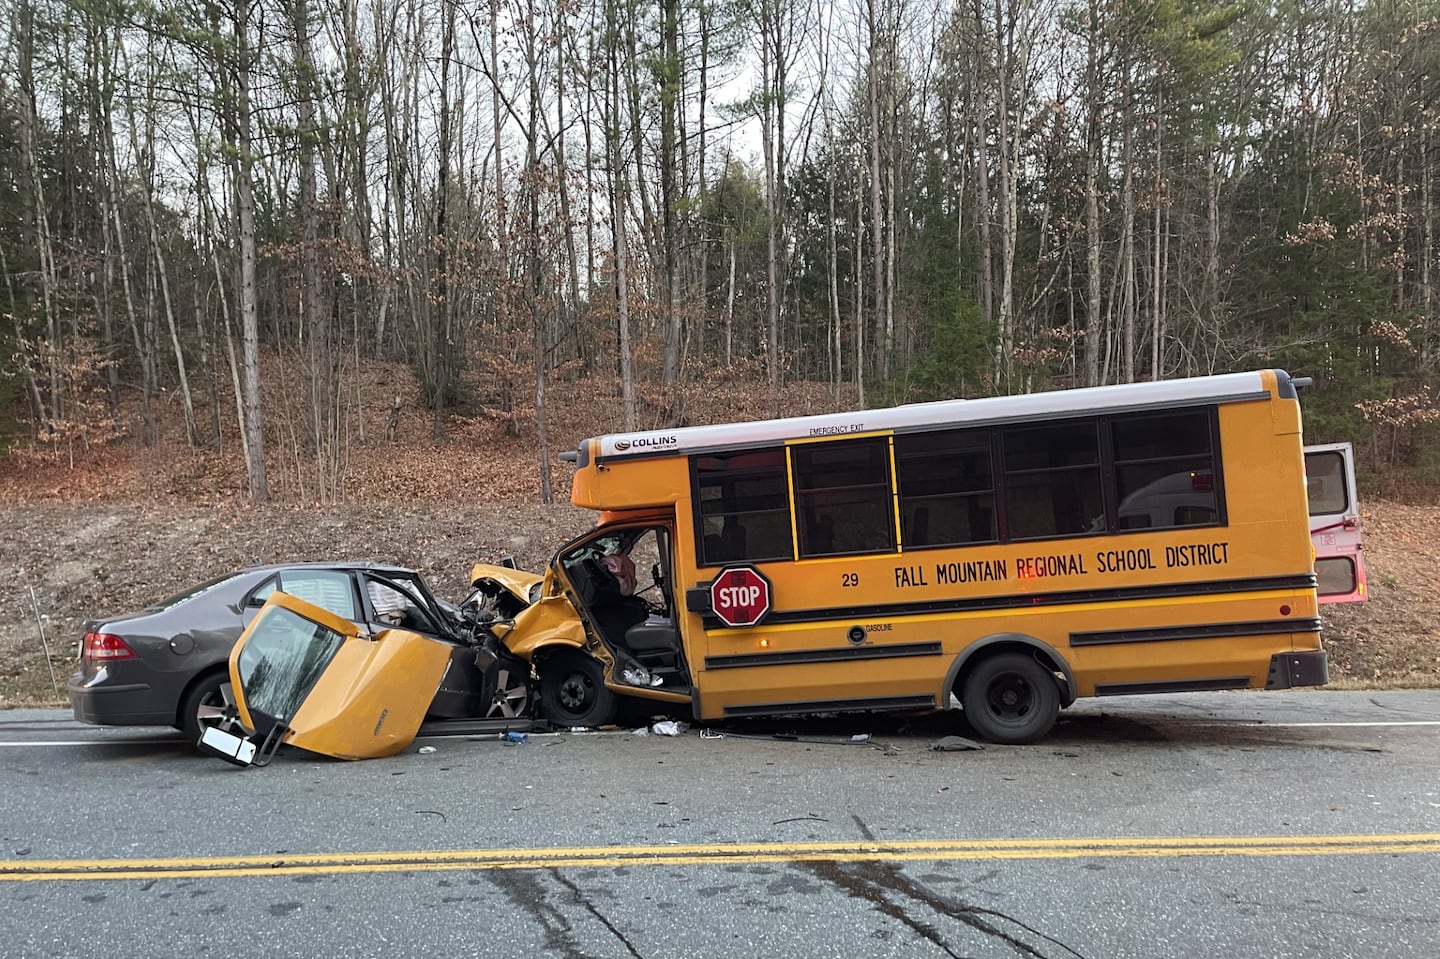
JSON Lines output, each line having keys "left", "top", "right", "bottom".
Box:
{"left": 1002, "top": 423, "right": 1103, "bottom": 540}
{"left": 1110, "top": 410, "right": 1222, "bottom": 533}
{"left": 894, "top": 429, "right": 996, "bottom": 550}
{"left": 694, "top": 449, "right": 793, "bottom": 565}
{"left": 792, "top": 438, "right": 894, "bottom": 558}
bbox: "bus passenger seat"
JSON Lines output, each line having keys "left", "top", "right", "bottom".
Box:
{"left": 704, "top": 533, "right": 723, "bottom": 564}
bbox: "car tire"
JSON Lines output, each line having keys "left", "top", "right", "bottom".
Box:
{"left": 178, "top": 670, "right": 234, "bottom": 749}
{"left": 960, "top": 652, "right": 1060, "bottom": 745}
{"left": 538, "top": 651, "right": 616, "bottom": 728}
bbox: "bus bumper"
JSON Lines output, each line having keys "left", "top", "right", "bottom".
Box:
{"left": 1266, "top": 650, "right": 1329, "bottom": 689}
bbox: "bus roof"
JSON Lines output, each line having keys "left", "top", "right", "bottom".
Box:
{"left": 581, "top": 369, "right": 1294, "bottom": 464}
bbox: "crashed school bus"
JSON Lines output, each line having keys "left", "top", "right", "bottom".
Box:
{"left": 466, "top": 368, "right": 1327, "bottom": 745}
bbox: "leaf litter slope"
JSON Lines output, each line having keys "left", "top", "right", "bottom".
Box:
{"left": 0, "top": 364, "right": 1435, "bottom": 704}
{"left": 2, "top": 498, "right": 1434, "bottom": 707}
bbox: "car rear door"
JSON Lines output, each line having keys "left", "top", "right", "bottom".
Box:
{"left": 227, "top": 592, "right": 454, "bottom": 760}
{"left": 1305, "top": 442, "right": 1367, "bottom": 603}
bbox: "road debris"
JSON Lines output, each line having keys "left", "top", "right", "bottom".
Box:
{"left": 930, "top": 735, "right": 984, "bottom": 752}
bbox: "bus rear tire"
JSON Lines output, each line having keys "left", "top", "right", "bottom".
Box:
{"left": 960, "top": 652, "right": 1059, "bottom": 745}
{"left": 539, "top": 651, "right": 616, "bottom": 728}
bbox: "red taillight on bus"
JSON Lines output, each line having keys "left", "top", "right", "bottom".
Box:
{"left": 82, "top": 632, "right": 137, "bottom": 661}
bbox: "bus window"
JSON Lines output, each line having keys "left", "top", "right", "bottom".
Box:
{"left": 791, "top": 438, "right": 895, "bottom": 558}
{"left": 894, "top": 430, "right": 997, "bottom": 549}
{"left": 695, "top": 449, "right": 793, "bottom": 565}
{"left": 1002, "top": 422, "right": 1103, "bottom": 540}
{"left": 1305, "top": 451, "right": 1349, "bottom": 514}
{"left": 1110, "top": 411, "right": 1221, "bottom": 532}
{"left": 1316, "top": 556, "right": 1358, "bottom": 595}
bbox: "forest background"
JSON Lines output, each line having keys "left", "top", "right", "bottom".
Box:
{"left": 2, "top": 0, "right": 1439, "bottom": 497}
{"left": 0, "top": 0, "right": 1438, "bottom": 702}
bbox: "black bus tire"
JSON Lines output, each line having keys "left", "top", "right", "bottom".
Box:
{"left": 960, "top": 652, "right": 1060, "bottom": 745}
{"left": 539, "top": 651, "right": 616, "bottom": 728}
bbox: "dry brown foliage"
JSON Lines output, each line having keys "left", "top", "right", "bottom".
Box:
{"left": 0, "top": 355, "right": 1434, "bottom": 707}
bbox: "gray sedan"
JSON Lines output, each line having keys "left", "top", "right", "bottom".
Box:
{"left": 68, "top": 563, "right": 528, "bottom": 747}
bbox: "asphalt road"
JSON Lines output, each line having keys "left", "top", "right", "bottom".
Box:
{"left": 3, "top": 690, "right": 1439, "bottom": 959}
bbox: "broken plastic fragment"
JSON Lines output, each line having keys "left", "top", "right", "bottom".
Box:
{"left": 930, "top": 735, "right": 984, "bottom": 752}
{"left": 651, "top": 720, "right": 687, "bottom": 736}
{"left": 504, "top": 731, "right": 528, "bottom": 744}
{"left": 418, "top": 745, "right": 437, "bottom": 755}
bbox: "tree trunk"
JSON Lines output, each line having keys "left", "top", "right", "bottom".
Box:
{"left": 233, "top": 0, "right": 270, "bottom": 502}
{"left": 1083, "top": 0, "right": 1103, "bottom": 387}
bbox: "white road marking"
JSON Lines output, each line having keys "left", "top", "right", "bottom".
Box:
{"left": 0, "top": 739, "right": 183, "bottom": 747}
{"left": 1198, "top": 721, "right": 1440, "bottom": 728}
{"left": 2, "top": 720, "right": 1438, "bottom": 748}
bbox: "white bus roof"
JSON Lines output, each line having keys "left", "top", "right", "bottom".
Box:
{"left": 587, "top": 370, "right": 1291, "bottom": 463}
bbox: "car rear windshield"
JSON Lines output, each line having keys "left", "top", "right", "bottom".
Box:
{"left": 145, "top": 571, "right": 254, "bottom": 613}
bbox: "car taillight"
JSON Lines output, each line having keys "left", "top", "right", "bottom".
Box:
{"left": 83, "top": 632, "right": 137, "bottom": 661}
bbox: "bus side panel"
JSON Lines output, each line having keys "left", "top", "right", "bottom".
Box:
{"left": 1060, "top": 587, "right": 1320, "bottom": 696}
{"left": 688, "top": 582, "right": 1322, "bottom": 718}
{"left": 689, "top": 615, "right": 954, "bottom": 719}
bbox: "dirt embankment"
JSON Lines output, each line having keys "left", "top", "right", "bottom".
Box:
{"left": 0, "top": 502, "right": 594, "bottom": 706}
{"left": 1, "top": 500, "right": 1435, "bottom": 706}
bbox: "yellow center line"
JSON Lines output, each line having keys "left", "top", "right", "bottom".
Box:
{"left": 3, "top": 833, "right": 1439, "bottom": 883}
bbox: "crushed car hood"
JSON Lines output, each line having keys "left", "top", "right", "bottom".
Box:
{"left": 469, "top": 563, "right": 543, "bottom": 606}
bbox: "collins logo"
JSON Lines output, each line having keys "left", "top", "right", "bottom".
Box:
{"left": 614, "top": 434, "right": 678, "bottom": 452}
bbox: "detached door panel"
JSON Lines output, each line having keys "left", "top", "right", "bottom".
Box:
{"left": 229, "top": 592, "right": 453, "bottom": 760}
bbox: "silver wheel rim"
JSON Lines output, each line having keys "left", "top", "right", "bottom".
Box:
{"left": 488, "top": 668, "right": 530, "bottom": 719}
{"left": 195, "top": 682, "right": 235, "bottom": 729}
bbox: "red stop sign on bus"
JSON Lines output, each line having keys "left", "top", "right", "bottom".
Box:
{"left": 709, "top": 565, "right": 773, "bottom": 628}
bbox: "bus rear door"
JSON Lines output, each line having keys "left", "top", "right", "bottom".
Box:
{"left": 1305, "top": 442, "right": 1367, "bottom": 603}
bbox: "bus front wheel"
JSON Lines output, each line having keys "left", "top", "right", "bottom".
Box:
{"left": 960, "top": 653, "right": 1060, "bottom": 745}
{"left": 539, "top": 651, "right": 617, "bottom": 728}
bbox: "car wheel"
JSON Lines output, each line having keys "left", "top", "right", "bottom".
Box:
{"left": 179, "top": 671, "right": 235, "bottom": 748}
{"left": 960, "top": 652, "right": 1060, "bottom": 745}
{"left": 487, "top": 663, "right": 532, "bottom": 719}
{"left": 538, "top": 652, "right": 615, "bottom": 728}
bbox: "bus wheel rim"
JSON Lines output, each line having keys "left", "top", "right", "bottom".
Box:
{"left": 987, "top": 674, "right": 1033, "bottom": 721}
{"left": 559, "top": 674, "right": 591, "bottom": 710}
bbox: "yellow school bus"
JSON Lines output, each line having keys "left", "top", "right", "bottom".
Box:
{"left": 470, "top": 369, "right": 1326, "bottom": 744}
